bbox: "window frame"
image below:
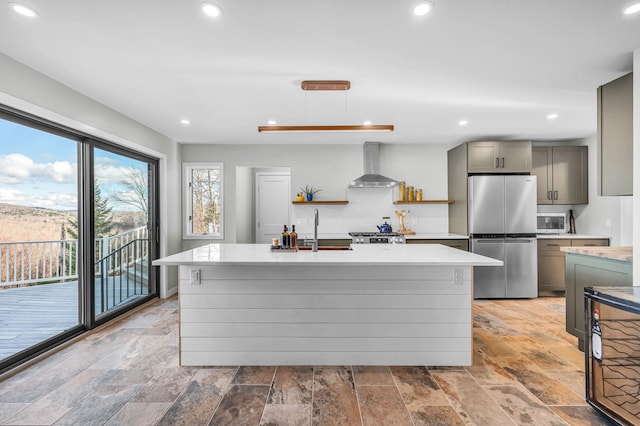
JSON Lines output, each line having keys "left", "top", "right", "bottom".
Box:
{"left": 183, "top": 162, "right": 224, "bottom": 239}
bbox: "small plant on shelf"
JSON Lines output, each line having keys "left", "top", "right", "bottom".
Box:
{"left": 300, "top": 185, "right": 321, "bottom": 201}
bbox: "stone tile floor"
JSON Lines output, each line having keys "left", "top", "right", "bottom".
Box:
{"left": 0, "top": 296, "right": 619, "bottom": 425}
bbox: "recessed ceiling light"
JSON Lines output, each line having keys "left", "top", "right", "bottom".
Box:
{"left": 414, "top": 1, "right": 434, "bottom": 16}
{"left": 623, "top": 2, "right": 640, "bottom": 15}
{"left": 180, "top": 119, "right": 190, "bottom": 125}
{"left": 268, "top": 120, "right": 277, "bottom": 125}
{"left": 363, "top": 120, "right": 372, "bottom": 125}
{"left": 458, "top": 120, "right": 468, "bottom": 126}
{"left": 201, "top": 2, "right": 222, "bottom": 17}
{"left": 547, "top": 113, "right": 558, "bottom": 120}
{"left": 9, "top": 2, "right": 39, "bottom": 17}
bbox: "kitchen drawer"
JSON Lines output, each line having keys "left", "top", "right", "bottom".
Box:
{"left": 572, "top": 239, "right": 609, "bottom": 247}
{"left": 538, "top": 239, "right": 570, "bottom": 252}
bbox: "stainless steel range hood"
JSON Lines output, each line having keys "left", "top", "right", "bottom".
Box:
{"left": 348, "top": 142, "right": 399, "bottom": 188}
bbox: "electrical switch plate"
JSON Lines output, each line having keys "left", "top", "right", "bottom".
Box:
{"left": 604, "top": 218, "right": 612, "bottom": 228}
{"left": 190, "top": 269, "right": 201, "bottom": 285}
{"left": 453, "top": 268, "right": 464, "bottom": 285}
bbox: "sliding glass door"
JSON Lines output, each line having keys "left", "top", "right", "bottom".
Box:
{"left": 0, "top": 116, "right": 82, "bottom": 363}
{"left": 93, "top": 147, "right": 156, "bottom": 318}
{"left": 0, "top": 110, "right": 159, "bottom": 373}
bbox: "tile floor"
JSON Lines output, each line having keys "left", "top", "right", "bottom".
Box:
{"left": 0, "top": 296, "right": 618, "bottom": 425}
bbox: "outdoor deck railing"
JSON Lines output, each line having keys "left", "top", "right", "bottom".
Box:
{"left": 96, "top": 237, "right": 148, "bottom": 313}
{"left": 0, "top": 226, "right": 148, "bottom": 288}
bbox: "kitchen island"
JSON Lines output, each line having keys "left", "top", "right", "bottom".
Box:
{"left": 561, "top": 246, "right": 632, "bottom": 350}
{"left": 153, "top": 243, "right": 501, "bottom": 366}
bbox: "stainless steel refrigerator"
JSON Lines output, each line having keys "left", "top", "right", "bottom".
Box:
{"left": 469, "top": 175, "right": 537, "bottom": 299}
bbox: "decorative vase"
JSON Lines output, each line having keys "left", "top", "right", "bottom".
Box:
{"left": 306, "top": 193, "right": 313, "bottom": 202}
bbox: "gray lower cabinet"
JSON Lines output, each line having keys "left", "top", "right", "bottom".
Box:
{"left": 565, "top": 253, "right": 632, "bottom": 350}
{"left": 538, "top": 238, "right": 608, "bottom": 294}
{"left": 407, "top": 239, "right": 469, "bottom": 251}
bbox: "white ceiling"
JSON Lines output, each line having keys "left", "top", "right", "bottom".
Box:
{"left": 0, "top": 0, "right": 638, "bottom": 146}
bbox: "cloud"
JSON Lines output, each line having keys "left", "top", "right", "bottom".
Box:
{"left": 0, "top": 187, "right": 77, "bottom": 209}
{"left": 0, "top": 153, "right": 76, "bottom": 184}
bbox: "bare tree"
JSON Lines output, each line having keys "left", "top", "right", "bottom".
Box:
{"left": 111, "top": 168, "right": 148, "bottom": 218}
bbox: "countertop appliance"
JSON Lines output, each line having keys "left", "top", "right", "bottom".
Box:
{"left": 585, "top": 286, "right": 640, "bottom": 426}
{"left": 469, "top": 175, "right": 537, "bottom": 299}
{"left": 536, "top": 212, "right": 568, "bottom": 234}
{"left": 349, "top": 232, "right": 405, "bottom": 244}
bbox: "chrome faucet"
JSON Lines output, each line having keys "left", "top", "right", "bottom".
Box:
{"left": 312, "top": 208, "right": 319, "bottom": 252}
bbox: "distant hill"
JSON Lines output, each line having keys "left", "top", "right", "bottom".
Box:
{"left": 0, "top": 203, "right": 146, "bottom": 243}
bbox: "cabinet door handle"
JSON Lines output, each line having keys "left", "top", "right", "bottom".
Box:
{"left": 501, "top": 157, "right": 505, "bottom": 168}
{"left": 547, "top": 191, "right": 552, "bottom": 200}
{"left": 554, "top": 190, "right": 558, "bottom": 200}
{"left": 584, "top": 244, "right": 596, "bottom": 246}
{"left": 495, "top": 157, "right": 500, "bottom": 168}
{"left": 547, "top": 243, "right": 560, "bottom": 247}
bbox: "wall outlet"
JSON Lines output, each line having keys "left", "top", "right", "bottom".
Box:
{"left": 454, "top": 268, "right": 464, "bottom": 285}
{"left": 190, "top": 269, "right": 201, "bottom": 285}
{"left": 604, "top": 218, "right": 612, "bottom": 228}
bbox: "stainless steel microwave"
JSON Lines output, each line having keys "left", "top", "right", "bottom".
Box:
{"left": 536, "top": 212, "right": 568, "bottom": 234}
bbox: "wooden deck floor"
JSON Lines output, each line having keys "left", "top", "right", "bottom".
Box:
{"left": 0, "top": 281, "right": 148, "bottom": 359}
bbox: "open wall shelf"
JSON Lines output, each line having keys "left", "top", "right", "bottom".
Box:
{"left": 292, "top": 200, "right": 349, "bottom": 205}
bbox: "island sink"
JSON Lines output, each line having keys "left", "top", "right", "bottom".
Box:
{"left": 298, "top": 246, "right": 352, "bottom": 251}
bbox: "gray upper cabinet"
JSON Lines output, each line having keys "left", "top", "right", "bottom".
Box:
{"left": 467, "top": 141, "right": 532, "bottom": 173}
{"left": 597, "top": 72, "right": 633, "bottom": 196}
{"left": 532, "top": 146, "right": 588, "bottom": 205}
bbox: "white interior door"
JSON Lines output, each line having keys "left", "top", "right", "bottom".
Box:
{"left": 255, "top": 172, "right": 291, "bottom": 244}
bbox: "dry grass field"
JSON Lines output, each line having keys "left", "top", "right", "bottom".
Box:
{"left": 0, "top": 203, "right": 146, "bottom": 243}
{"left": 0, "top": 203, "right": 72, "bottom": 243}
{"left": 0, "top": 204, "right": 146, "bottom": 285}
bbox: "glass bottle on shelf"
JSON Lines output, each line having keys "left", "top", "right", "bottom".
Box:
{"left": 290, "top": 225, "right": 298, "bottom": 248}
{"left": 416, "top": 188, "right": 423, "bottom": 201}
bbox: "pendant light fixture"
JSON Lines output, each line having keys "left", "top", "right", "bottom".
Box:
{"left": 258, "top": 80, "right": 394, "bottom": 133}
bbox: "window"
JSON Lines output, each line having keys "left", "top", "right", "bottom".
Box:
{"left": 184, "top": 163, "right": 224, "bottom": 239}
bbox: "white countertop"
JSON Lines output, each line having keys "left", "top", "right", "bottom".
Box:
{"left": 153, "top": 243, "right": 502, "bottom": 267}
{"left": 537, "top": 234, "right": 610, "bottom": 240}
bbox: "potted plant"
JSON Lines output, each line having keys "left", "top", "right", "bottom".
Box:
{"left": 300, "top": 185, "right": 321, "bottom": 201}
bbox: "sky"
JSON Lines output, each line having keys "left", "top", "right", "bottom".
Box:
{"left": 0, "top": 118, "right": 147, "bottom": 211}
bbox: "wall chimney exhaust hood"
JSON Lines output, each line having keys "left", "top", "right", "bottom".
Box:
{"left": 349, "top": 142, "right": 399, "bottom": 188}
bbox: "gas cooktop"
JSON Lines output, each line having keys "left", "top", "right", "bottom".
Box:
{"left": 349, "top": 232, "right": 405, "bottom": 244}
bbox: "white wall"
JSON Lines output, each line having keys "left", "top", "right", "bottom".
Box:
{"left": 180, "top": 143, "right": 451, "bottom": 247}
{"left": 0, "top": 52, "right": 182, "bottom": 296}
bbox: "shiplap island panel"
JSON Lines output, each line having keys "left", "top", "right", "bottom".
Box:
{"left": 153, "top": 244, "right": 502, "bottom": 366}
